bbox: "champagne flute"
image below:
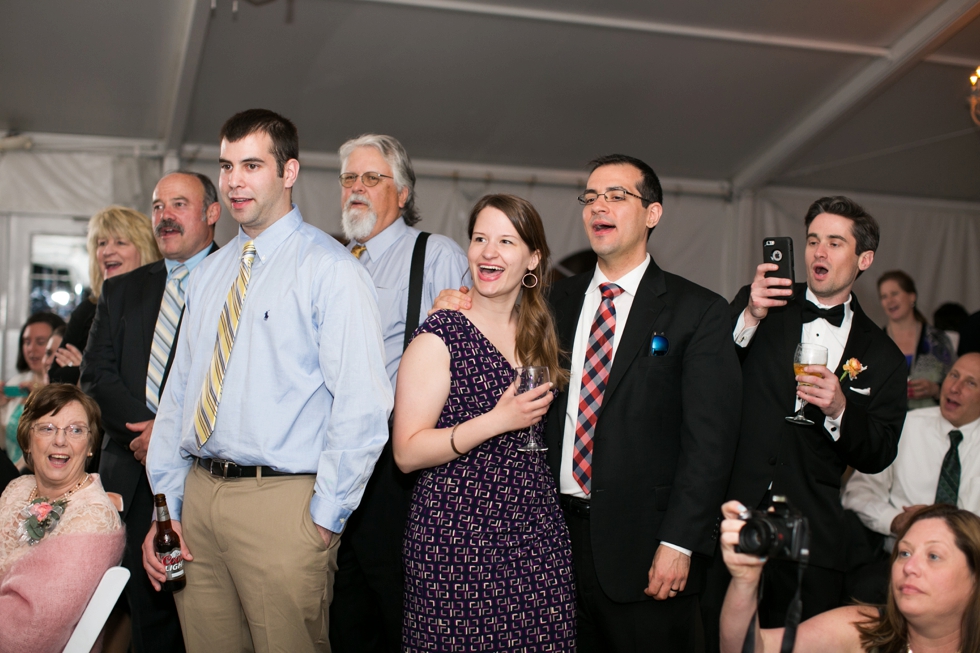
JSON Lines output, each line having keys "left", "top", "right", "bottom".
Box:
{"left": 513, "top": 366, "right": 550, "bottom": 453}
{"left": 785, "top": 343, "right": 828, "bottom": 425}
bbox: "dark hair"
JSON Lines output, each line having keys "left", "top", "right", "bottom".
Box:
{"left": 219, "top": 109, "right": 298, "bottom": 177}
{"left": 877, "top": 270, "right": 926, "bottom": 324}
{"left": 804, "top": 196, "right": 880, "bottom": 255}
{"left": 16, "top": 383, "right": 103, "bottom": 470}
{"left": 167, "top": 170, "right": 219, "bottom": 212}
{"left": 934, "top": 303, "right": 969, "bottom": 333}
{"left": 51, "top": 325, "right": 66, "bottom": 339}
{"left": 16, "top": 313, "right": 66, "bottom": 372}
{"left": 588, "top": 154, "right": 663, "bottom": 207}
{"left": 339, "top": 134, "right": 420, "bottom": 225}
{"left": 856, "top": 504, "right": 980, "bottom": 653}
{"left": 467, "top": 194, "right": 568, "bottom": 390}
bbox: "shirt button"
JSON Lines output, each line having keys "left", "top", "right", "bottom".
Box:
{"left": 768, "top": 456, "right": 777, "bottom": 465}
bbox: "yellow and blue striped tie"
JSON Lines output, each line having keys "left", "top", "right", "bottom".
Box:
{"left": 146, "top": 264, "right": 189, "bottom": 413}
{"left": 194, "top": 241, "right": 257, "bottom": 448}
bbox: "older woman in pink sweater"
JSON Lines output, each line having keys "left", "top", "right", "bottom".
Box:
{"left": 0, "top": 384, "right": 124, "bottom": 653}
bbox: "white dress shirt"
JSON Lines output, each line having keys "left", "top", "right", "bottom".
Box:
{"left": 843, "top": 407, "right": 980, "bottom": 551}
{"left": 734, "top": 288, "right": 851, "bottom": 439}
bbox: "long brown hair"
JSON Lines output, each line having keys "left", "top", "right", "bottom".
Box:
{"left": 467, "top": 194, "right": 568, "bottom": 390}
{"left": 856, "top": 504, "right": 980, "bottom": 652}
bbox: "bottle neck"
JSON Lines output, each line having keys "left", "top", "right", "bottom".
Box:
{"left": 155, "top": 504, "right": 171, "bottom": 524}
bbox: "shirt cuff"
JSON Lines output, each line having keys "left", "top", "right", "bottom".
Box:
{"left": 309, "top": 492, "right": 353, "bottom": 533}
{"left": 661, "top": 541, "right": 692, "bottom": 557}
{"left": 733, "top": 311, "right": 757, "bottom": 348}
{"left": 824, "top": 407, "right": 845, "bottom": 441}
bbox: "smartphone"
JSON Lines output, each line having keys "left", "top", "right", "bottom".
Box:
{"left": 3, "top": 385, "right": 30, "bottom": 398}
{"left": 763, "top": 237, "right": 795, "bottom": 298}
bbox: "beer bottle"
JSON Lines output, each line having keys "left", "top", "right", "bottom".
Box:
{"left": 153, "top": 494, "right": 186, "bottom": 591}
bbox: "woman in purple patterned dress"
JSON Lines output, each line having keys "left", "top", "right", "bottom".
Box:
{"left": 393, "top": 194, "right": 576, "bottom": 651}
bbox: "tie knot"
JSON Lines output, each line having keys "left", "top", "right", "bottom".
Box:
{"left": 351, "top": 244, "right": 367, "bottom": 260}
{"left": 170, "top": 263, "right": 189, "bottom": 282}
{"left": 950, "top": 429, "right": 964, "bottom": 447}
{"left": 599, "top": 283, "right": 624, "bottom": 301}
{"left": 241, "top": 241, "right": 256, "bottom": 262}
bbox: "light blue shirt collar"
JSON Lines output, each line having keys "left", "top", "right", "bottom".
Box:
{"left": 236, "top": 204, "right": 303, "bottom": 263}
{"left": 165, "top": 242, "right": 213, "bottom": 276}
{"left": 351, "top": 216, "right": 408, "bottom": 261}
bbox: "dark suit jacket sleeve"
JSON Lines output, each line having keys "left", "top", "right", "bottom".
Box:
{"left": 47, "top": 299, "right": 96, "bottom": 385}
{"left": 80, "top": 283, "right": 155, "bottom": 445}
{"left": 659, "top": 293, "right": 742, "bottom": 554}
{"left": 828, "top": 349, "right": 906, "bottom": 474}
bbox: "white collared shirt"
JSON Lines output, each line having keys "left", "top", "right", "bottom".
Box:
{"left": 843, "top": 408, "right": 980, "bottom": 551}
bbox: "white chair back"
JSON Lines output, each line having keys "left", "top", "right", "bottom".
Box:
{"left": 63, "top": 565, "right": 130, "bottom": 653}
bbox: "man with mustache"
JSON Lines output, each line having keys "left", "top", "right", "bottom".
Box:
{"left": 330, "top": 134, "right": 467, "bottom": 653}
{"left": 82, "top": 170, "right": 220, "bottom": 653}
{"left": 702, "top": 196, "right": 908, "bottom": 651}
{"left": 842, "top": 352, "right": 980, "bottom": 601}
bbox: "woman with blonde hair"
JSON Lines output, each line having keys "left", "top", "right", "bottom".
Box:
{"left": 48, "top": 206, "right": 160, "bottom": 384}
{"left": 394, "top": 194, "right": 575, "bottom": 651}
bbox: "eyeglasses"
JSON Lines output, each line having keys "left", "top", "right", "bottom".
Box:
{"left": 577, "top": 188, "right": 653, "bottom": 205}
{"left": 339, "top": 172, "right": 393, "bottom": 188}
{"left": 32, "top": 423, "right": 90, "bottom": 440}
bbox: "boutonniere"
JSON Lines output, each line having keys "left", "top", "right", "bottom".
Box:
{"left": 18, "top": 497, "right": 67, "bottom": 545}
{"left": 840, "top": 358, "right": 868, "bottom": 382}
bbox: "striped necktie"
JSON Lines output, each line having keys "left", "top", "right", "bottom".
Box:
{"left": 935, "top": 429, "right": 964, "bottom": 506}
{"left": 572, "top": 283, "right": 624, "bottom": 494}
{"left": 193, "top": 241, "right": 257, "bottom": 448}
{"left": 146, "top": 264, "right": 189, "bottom": 413}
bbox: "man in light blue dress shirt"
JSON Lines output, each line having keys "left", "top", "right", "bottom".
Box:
{"left": 330, "top": 134, "right": 468, "bottom": 653}
{"left": 144, "top": 110, "right": 392, "bottom": 653}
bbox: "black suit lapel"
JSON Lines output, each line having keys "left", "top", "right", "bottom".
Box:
{"left": 836, "top": 294, "right": 874, "bottom": 384}
{"left": 549, "top": 274, "right": 590, "bottom": 425}
{"left": 602, "top": 262, "right": 667, "bottom": 408}
{"left": 141, "top": 261, "right": 169, "bottom": 360}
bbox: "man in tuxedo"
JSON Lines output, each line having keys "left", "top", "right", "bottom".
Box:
{"left": 81, "top": 171, "right": 220, "bottom": 653}
{"left": 711, "top": 196, "right": 907, "bottom": 637}
{"left": 544, "top": 154, "right": 741, "bottom": 652}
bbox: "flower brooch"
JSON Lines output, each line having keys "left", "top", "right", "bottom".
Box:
{"left": 840, "top": 358, "right": 868, "bottom": 382}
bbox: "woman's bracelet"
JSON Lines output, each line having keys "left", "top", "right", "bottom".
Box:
{"left": 450, "top": 423, "right": 464, "bottom": 456}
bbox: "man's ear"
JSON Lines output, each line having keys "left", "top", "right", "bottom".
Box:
{"left": 858, "top": 249, "right": 874, "bottom": 272}
{"left": 646, "top": 202, "right": 663, "bottom": 230}
{"left": 398, "top": 185, "right": 410, "bottom": 210}
{"left": 205, "top": 202, "right": 221, "bottom": 227}
{"left": 283, "top": 158, "right": 300, "bottom": 189}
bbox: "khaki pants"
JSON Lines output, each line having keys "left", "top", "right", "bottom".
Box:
{"left": 175, "top": 464, "right": 340, "bottom": 653}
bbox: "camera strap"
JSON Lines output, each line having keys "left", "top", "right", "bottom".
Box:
{"left": 741, "top": 544, "right": 810, "bottom": 653}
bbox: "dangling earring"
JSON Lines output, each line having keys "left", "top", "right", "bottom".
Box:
{"left": 522, "top": 272, "right": 538, "bottom": 289}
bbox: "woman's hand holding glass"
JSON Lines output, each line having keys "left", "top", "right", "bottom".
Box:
{"left": 488, "top": 376, "right": 554, "bottom": 436}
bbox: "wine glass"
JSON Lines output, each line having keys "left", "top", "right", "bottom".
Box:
{"left": 513, "top": 366, "right": 550, "bottom": 453}
{"left": 785, "top": 343, "right": 828, "bottom": 425}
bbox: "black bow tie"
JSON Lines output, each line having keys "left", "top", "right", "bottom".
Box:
{"left": 802, "top": 301, "right": 845, "bottom": 327}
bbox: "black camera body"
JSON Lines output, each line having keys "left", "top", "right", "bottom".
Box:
{"left": 736, "top": 496, "right": 810, "bottom": 562}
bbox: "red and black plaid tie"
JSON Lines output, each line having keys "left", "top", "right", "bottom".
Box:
{"left": 572, "top": 282, "right": 624, "bottom": 494}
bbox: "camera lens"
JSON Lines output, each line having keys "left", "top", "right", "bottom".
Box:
{"left": 738, "top": 519, "right": 778, "bottom": 557}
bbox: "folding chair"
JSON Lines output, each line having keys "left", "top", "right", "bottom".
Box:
{"left": 63, "top": 566, "right": 130, "bottom": 653}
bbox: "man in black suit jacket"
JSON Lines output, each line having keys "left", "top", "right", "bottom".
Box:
{"left": 543, "top": 155, "right": 742, "bottom": 652}
{"left": 704, "top": 197, "right": 907, "bottom": 646}
{"left": 82, "top": 171, "right": 220, "bottom": 653}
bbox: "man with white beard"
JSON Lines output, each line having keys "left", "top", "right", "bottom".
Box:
{"left": 330, "top": 134, "right": 468, "bottom": 653}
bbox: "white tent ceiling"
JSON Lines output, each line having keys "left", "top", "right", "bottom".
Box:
{"left": 2, "top": 0, "right": 979, "bottom": 200}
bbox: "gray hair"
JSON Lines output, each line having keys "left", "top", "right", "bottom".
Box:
{"left": 166, "top": 170, "right": 219, "bottom": 217}
{"left": 339, "top": 134, "right": 420, "bottom": 225}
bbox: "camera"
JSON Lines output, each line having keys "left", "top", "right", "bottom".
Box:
{"left": 736, "top": 496, "right": 809, "bottom": 562}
